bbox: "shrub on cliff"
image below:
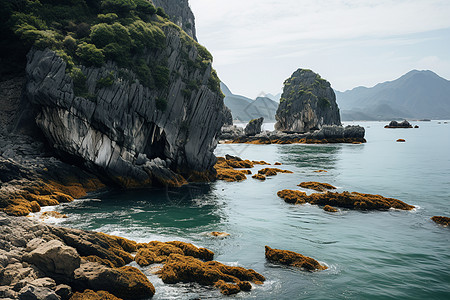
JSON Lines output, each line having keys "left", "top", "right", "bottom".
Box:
{"left": 76, "top": 42, "right": 105, "bottom": 67}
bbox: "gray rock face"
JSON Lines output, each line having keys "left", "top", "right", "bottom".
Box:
{"left": 311, "top": 125, "right": 365, "bottom": 140}
{"left": 223, "top": 106, "right": 233, "bottom": 126}
{"left": 26, "top": 24, "right": 224, "bottom": 187}
{"left": 219, "top": 125, "right": 244, "bottom": 140}
{"left": 244, "top": 117, "right": 264, "bottom": 136}
{"left": 275, "top": 69, "right": 341, "bottom": 133}
{"left": 152, "top": 0, "right": 197, "bottom": 41}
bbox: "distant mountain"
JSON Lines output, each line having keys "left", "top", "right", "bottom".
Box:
{"left": 220, "top": 82, "right": 278, "bottom": 122}
{"left": 257, "top": 91, "right": 282, "bottom": 102}
{"left": 336, "top": 70, "right": 450, "bottom": 120}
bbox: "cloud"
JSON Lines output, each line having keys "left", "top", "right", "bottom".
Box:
{"left": 189, "top": 0, "right": 450, "bottom": 95}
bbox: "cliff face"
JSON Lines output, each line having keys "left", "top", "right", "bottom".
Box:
{"left": 275, "top": 69, "right": 341, "bottom": 133}
{"left": 152, "top": 0, "right": 197, "bottom": 41}
{"left": 26, "top": 29, "right": 224, "bottom": 187}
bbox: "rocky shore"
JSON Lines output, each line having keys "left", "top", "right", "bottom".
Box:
{"left": 0, "top": 213, "right": 266, "bottom": 299}
{"left": 220, "top": 124, "right": 366, "bottom": 144}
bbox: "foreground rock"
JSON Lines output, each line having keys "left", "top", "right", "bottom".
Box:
{"left": 223, "top": 125, "right": 366, "bottom": 144}
{"left": 275, "top": 69, "right": 341, "bottom": 133}
{"left": 431, "top": 216, "right": 450, "bottom": 227}
{"left": 298, "top": 182, "right": 337, "bottom": 192}
{"left": 244, "top": 117, "right": 264, "bottom": 136}
{"left": 265, "top": 246, "right": 327, "bottom": 271}
{"left": 133, "top": 240, "right": 264, "bottom": 295}
{"left": 0, "top": 213, "right": 154, "bottom": 299}
{"left": 277, "top": 190, "right": 414, "bottom": 210}
{"left": 158, "top": 254, "right": 265, "bottom": 295}
{"left": 384, "top": 120, "right": 413, "bottom": 128}
{"left": 69, "top": 289, "right": 120, "bottom": 300}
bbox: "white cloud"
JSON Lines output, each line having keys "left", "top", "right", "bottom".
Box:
{"left": 189, "top": 0, "right": 450, "bottom": 96}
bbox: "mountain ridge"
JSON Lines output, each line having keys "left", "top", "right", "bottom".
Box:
{"left": 336, "top": 70, "right": 450, "bottom": 120}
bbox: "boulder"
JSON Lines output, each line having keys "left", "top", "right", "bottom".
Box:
{"left": 275, "top": 69, "right": 341, "bottom": 133}
{"left": 18, "top": 284, "right": 59, "bottom": 300}
{"left": 73, "top": 263, "right": 155, "bottom": 300}
{"left": 244, "top": 117, "right": 264, "bottom": 136}
{"left": 265, "top": 246, "right": 327, "bottom": 271}
{"left": 24, "top": 240, "right": 80, "bottom": 278}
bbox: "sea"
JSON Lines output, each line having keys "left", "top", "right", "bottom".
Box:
{"left": 37, "top": 120, "right": 450, "bottom": 299}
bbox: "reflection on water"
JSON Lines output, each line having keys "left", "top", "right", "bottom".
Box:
{"left": 277, "top": 144, "right": 344, "bottom": 170}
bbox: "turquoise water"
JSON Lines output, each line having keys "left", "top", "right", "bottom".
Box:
{"left": 54, "top": 121, "right": 450, "bottom": 299}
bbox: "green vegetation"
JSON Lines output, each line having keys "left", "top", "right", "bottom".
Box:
{"left": 97, "top": 71, "right": 115, "bottom": 89}
{"left": 0, "top": 0, "right": 223, "bottom": 101}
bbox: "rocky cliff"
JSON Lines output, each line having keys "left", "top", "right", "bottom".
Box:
{"left": 275, "top": 69, "right": 341, "bottom": 133}
{"left": 153, "top": 0, "right": 197, "bottom": 41}
{"left": 1, "top": 0, "right": 225, "bottom": 189}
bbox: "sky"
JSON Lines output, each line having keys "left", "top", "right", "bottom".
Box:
{"left": 189, "top": 0, "right": 450, "bottom": 98}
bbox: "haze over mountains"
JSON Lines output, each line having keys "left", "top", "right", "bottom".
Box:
{"left": 220, "top": 82, "right": 278, "bottom": 122}
{"left": 336, "top": 70, "right": 450, "bottom": 121}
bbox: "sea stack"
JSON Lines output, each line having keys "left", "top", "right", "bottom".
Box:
{"left": 275, "top": 69, "right": 341, "bottom": 133}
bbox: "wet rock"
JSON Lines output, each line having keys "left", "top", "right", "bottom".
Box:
{"left": 258, "top": 168, "right": 293, "bottom": 176}
{"left": 323, "top": 205, "right": 338, "bottom": 212}
{"left": 265, "top": 246, "right": 327, "bottom": 271}
{"left": 40, "top": 211, "right": 68, "bottom": 219}
{"left": 219, "top": 125, "right": 244, "bottom": 140}
{"left": 252, "top": 174, "right": 266, "bottom": 181}
{"left": 298, "top": 182, "right": 337, "bottom": 192}
{"left": 208, "top": 232, "right": 230, "bottom": 238}
{"left": 157, "top": 254, "right": 264, "bottom": 295}
{"left": 277, "top": 190, "right": 414, "bottom": 210}
{"left": 244, "top": 117, "right": 264, "bottom": 136}
{"left": 431, "top": 216, "right": 450, "bottom": 227}
{"left": 69, "top": 289, "right": 120, "bottom": 300}
{"left": 74, "top": 263, "right": 155, "bottom": 300}
{"left": 275, "top": 69, "right": 340, "bottom": 133}
{"left": 134, "top": 241, "right": 213, "bottom": 266}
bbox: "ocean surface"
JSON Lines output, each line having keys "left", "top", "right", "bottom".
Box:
{"left": 40, "top": 121, "right": 450, "bottom": 299}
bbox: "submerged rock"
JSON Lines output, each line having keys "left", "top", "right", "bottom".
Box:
{"left": 208, "top": 232, "right": 230, "bottom": 238}
{"left": 275, "top": 69, "right": 341, "bottom": 133}
{"left": 298, "top": 182, "right": 337, "bottom": 192}
{"left": 244, "top": 117, "right": 264, "bottom": 136}
{"left": 431, "top": 216, "right": 450, "bottom": 227}
{"left": 277, "top": 190, "right": 414, "bottom": 210}
{"left": 265, "top": 246, "right": 327, "bottom": 271}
